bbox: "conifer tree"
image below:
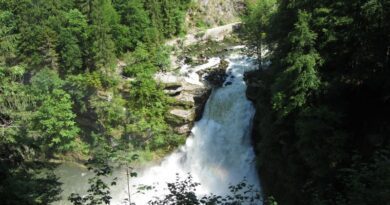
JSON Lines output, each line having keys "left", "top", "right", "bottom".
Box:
{"left": 272, "top": 11, "right": 322, "bottom": 116}
{"left": 90, "top": 0, "right": 118, "bottom": 71}
{"left": 58, "top": 9, "right": 88, "bottom": 74}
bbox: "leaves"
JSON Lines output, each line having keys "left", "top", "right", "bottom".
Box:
{"left": 33, "top": 87, "right": 81, "bottom": 153}
{"left": 245, "top": 0, "right": 390, "bottom": 204}
{"left": 271, "top": 10, "right": 322, "bottom": 116}
{"left": 148, "top": 174, "right": 261, "bottom": 205}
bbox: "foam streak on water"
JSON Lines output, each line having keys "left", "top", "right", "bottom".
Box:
{"left": 130, "top": 54, "right": 260, "bottom": 204}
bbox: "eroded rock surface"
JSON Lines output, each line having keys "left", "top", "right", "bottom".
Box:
{"left": 155, "top": 58, "right": 227, "bottom": 136}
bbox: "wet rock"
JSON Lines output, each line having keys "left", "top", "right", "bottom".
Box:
{"left": 219, "top": 59, "right": 229, "bottom": 70}
{"left": 244, "top": 70, "right": 263, "bottom": 102}
{"left": 193, "top": 89, "right": 212, "bottom": 121}
{"left": 196, "top": 59, "right": 230, "bottom": 87}
{"left": 165, "top": 86, "right": 211, "bottom": 134}
{"left": 224, "top": 81, "right": 232, "bottom": 86}
{"left": 246, "top": 86, "right": 259, "bottom": 102}
{"left": 184, "top": 56, "right": 194, "bottom": 64}
{"left": 205, "top": 71, "right": 228, "bottom": 87}
{"left": 155, "top": 55, "right": 233, "bottom": 136}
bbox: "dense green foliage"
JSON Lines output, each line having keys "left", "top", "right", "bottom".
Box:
{"left": 148, "top": 175, "right": 261, "bottom": 205}
{"left": 244, "top": 0, "right": 390, "bottom": 204}
{"left": 0, "top": 0, "right": 190, "bottom": 204}
{"left": 2, "top": 0, "right": 389, "bottom": 203}
{"left": 70, "top": 165, "right": 263, "bottom": 205}
{"left": 242, "top": 0, "right": 276, "bottom": 66}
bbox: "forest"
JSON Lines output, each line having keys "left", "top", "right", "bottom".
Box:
{"left": 0, "top": 0, "right": 191, "bottom": 203}
{"left": 244, "top": 0, "right": 390, "bottom": 204}
{"left": 0, "top": 0, "right": 389, "bottom": 204}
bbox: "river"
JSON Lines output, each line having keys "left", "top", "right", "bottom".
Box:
{"left": 54, "top": 52, "right": 260, "bottom": 205}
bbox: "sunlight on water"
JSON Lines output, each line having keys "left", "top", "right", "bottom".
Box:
{"left": 126, "top": 53, "right": 261, "bottom": 204}
{"left": 54, "top": 52, "right": 261, "bottom": 205}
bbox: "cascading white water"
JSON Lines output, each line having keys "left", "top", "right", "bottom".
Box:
{"left": 128, "top": 53, "right": 261, "bottom": 204}
{"left": 52, "top": 53, "right": 261, "bottom": 205}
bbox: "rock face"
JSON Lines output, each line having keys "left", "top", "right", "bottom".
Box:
{"left": 244, "top": 69, "right": 263, "bottom": 102}
{"left": 186, "top": 0, "right": 245, "bottom": 31}
{"left": 200, "top": 59, "right": 229, "bottom": 87}
{"left": 193, "top": 89, "right": 212, "bottom": 121}
{"left": 166, "top": 22, "right": 241, "bottom": 47}
{"left": 170, "top": 109, "right": 193, "bottom": 120}
{"left": 161, "top": 19, "right": 244, "bottom": 136}
{"left": 155, "top": 58, "right": 228, "bottom": 136}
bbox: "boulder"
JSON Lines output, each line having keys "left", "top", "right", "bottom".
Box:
{"left": 202, "top": 59, "right": 229, "bottom": 87}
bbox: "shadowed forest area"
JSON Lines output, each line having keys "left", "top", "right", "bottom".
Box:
{"left": 244, "top": 0, "right": 390, "bottom": 204}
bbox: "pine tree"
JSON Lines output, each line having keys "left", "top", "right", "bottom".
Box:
{"left": 89, "top": 0, "right": 118, "bottom": 71}
{"left": 113, "top": 0, "right": 151, "bottom": 50}
{"left": 0, "top": 10, "right": 18, "bottom": 66}
{"left": 243, "top": 0, "right": 276, "bottom": 67}
{"left": 271, "top": 10, "right": 322, "bottom": 116}
{"left": 58, "top": 9, "right": 88, "bottom": 74}
{"left": 76, "top": 0, "right": 94, "bottom": 20}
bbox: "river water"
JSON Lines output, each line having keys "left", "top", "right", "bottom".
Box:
{"left": 55, "top": 53, "right": 260, "bottom": 205}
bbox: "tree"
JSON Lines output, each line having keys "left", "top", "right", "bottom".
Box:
{"left": 0, "top": 65, "right": 62, "bottom": 205}
{"left": 33, "top": 89, "right": 80, "bottom": 154}
{"left": 145, "top": 0, "right": 163, "bottom": 37}
{"left": 30, "top": 68, "right": 64, "bottom": 96}
{"left": 243, "top": 0, "right": 276, "bottom": 67}
{"left": 113, "top": 0, "right": 151, "bottom": 51}
{"left": 0, "top": 10, "right": 18, "bottom": 66}
{"left": 148, "top": 174, "right": 261, "bottom": 205}
{"left": 89, "top": 0, "right": 119, "bottom": 71}
{"left": 271, "top": 10, "right": 322, "bottom": 116}
{"left": 76, "top": 0, "right": 94, "bottom": 20}
{"left": 245, "top": 0, "right": 390, "bottom": 204}
{"left": 58, "top": 9, "right": 89, "bottom": 75}
{"left": 0, "top": 0, "right": 195, "bottom": 203}
{"left": 16, "top": 0, "right": 72, "bottom": 70}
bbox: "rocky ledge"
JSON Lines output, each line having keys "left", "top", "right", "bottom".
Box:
{"left": 160, "top": 21, "right": 244, "bottom": 136}
{"left": 155, "top": 58, "right": 230, "bottom": 135}
{"left": 198, "top": 59, "right": 229, "bottom": 87}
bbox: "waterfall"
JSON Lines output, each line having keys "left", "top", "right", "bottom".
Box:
{"left": 52, "top": 53, "right": 261, "bottom": 205}
{"left": 128, "top": 53, "right": 261, "bottom": 204}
